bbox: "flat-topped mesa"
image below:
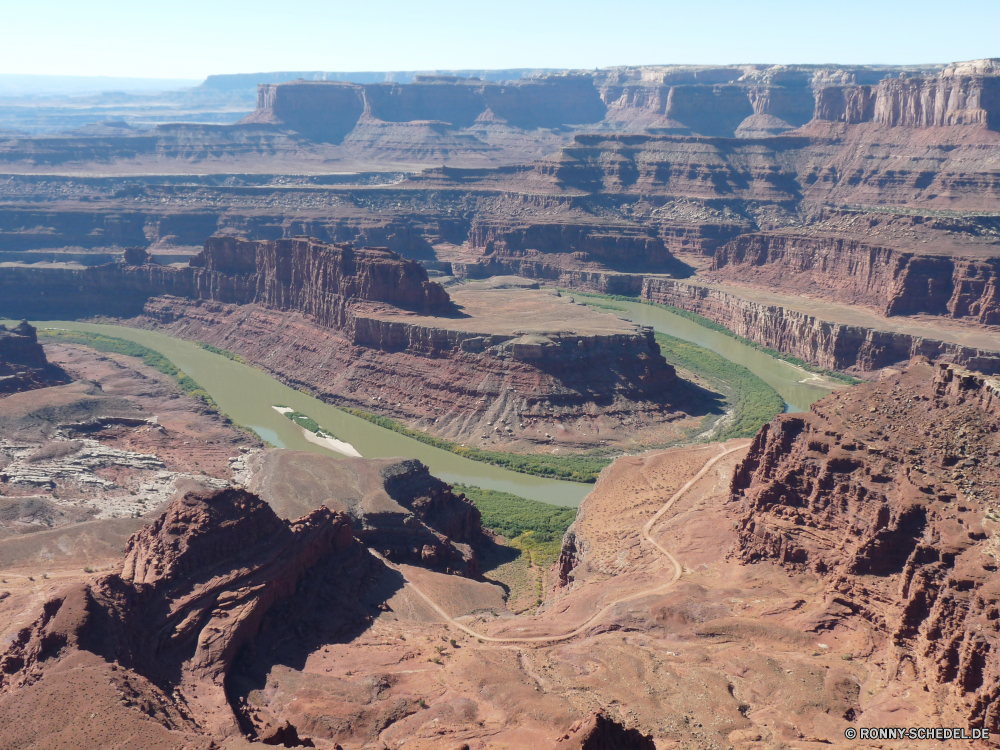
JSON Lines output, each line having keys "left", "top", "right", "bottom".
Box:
{"left": 814, "top": 59, "right": 1000, "bottom": 128}
{"left": 244, "top": 74, "right": 607, "bottom": 141}
{"left": 188, "top": 235, "right": 451, "bottom": 318}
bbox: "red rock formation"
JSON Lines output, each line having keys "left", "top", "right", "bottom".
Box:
{"left": 0, "top": 235, "right": 450, "bottom": 321}
{"left": 0, "top": 321, "right": 70, "bottom": 394}
{"left": 0, "top": 487, "right": 361, "bottom": 739}
{"left": 710, "top": 232, "right": 1000, "bottom": 323}
{"left": 641, "top": 276, "right": 1000, "bottom": 374}
{"left": 731, "top": 361, "right": 1000, "bottom": 731}
{"left": 814, "top": 61, "right": 1000, "bottom": 129}
{"left": 139, "top": 294, "right": 683, "bottom": 450}
{"left": 466, "top": 219, "right": 676, "bottom": 272}
{"left": 187, "top": 235, "right": 451, "bottom": 317}
{"left": 246, "top": 74, "right": 607, "bottom": 142}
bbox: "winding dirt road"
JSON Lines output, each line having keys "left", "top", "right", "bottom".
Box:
{"left": 377, "top": 441, "right": 750, "bottom": 644}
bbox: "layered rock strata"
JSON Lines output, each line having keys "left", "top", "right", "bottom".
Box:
{"left": 711, "top": 233, "right": 1000, "bottom": 323}
{"left": 641, "top": 276, "right": 1000, "bottom": 374}
{"left": 0, "top": 235, "right": 689, "bottom": 450}
{"left": 139, "top": 290, "right": 684, "bottom": 450}
{"left": 247, "top": 450, "right": 483, "bottom": 576}
{"left": 0, "top": 321, "right": 70, "bottom": 394}
{"left": 0, "top": 486, "right": 367, "bottom": 740}
{"left": 814, "top": 60, "right": 1000, "bottom": 128}
{"left": 246, "top": 74, "right": 608, "bottom": 141}
{"left": 731, "top": 361, "right": 1000, "bottom": 731}
{"left": 0, "top": 234, "right": 450, "bottom": 320}
{"left": 467, "top": 218, "right": 675, "bottom": 271}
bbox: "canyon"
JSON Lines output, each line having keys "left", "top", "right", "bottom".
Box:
{"left": 0, "top": 236, "right": 706, "bottom": 454}
{"left": 1, "top": 56, "right": 1000, "bottom": 750}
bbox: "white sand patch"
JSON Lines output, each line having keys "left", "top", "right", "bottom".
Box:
{"left": 301, "top": 427, "right": 362, "bottom": 457}
{"left": 271, "top": 405, "right": 361, "bottom": 457}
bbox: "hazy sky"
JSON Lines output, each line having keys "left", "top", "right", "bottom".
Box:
{"left": 2, "top": 0, "right": 998, "bottom": 80}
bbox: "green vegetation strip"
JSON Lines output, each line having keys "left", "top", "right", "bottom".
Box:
{"left": 274, "top": 406, "right": 342, "bottom": 440}
{"left": 455, "top": 484, "right": 576, "bottom": 567}
{"left": 654, "top": 332, "right": 784, "bottom": 439}
{"left": 339, "top": 407, "right": 611, "bottom": 482}
{"left": 190, "top": 340, "right": 611, "bottom": 482}
{"left": 39, "top": 330, "right": 221, "bottom": 411}
{"left": 196, "top": 342, "right": 248, "bottom": 364}
{"left": 566, "top": 289, "right": 861, "bottom": 385}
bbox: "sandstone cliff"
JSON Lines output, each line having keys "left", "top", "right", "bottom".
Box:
{"left": 467, "top": 218, "right": 676, "bottom": 272}
{"left": 0, "top": 322, "right": 70, "bottom": 394}
{"left": 731, "top": 361, "right": 1000, "bottom": 731}
{"left": 0, "top": 235, "right": 451, "bottom": 321}
{"left": 710, "top": 233, "right": 1000, "bottom": 323}
{"left": 0, "top": 486, "right": 367, "bottom": 740}
{"left": 814, "top": 61, "right": 1000, "bottom": 129}
{"left": 641, "top": 276, "right": 1000, "bottom": 374}
{"left": 139, "top": 290, "right": 686, "bottom": 452}
{"left": 246, "top": 74, "right": 608, "bottom": 142}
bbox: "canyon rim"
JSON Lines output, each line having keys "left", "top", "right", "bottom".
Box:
{"left": 0, "top": 44, "right": 999, "bottom": 750}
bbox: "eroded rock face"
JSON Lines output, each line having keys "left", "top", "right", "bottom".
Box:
{"left": 247, "top": 451, "right": 483, "bottom": 576}
{"left": 815, "top": 63, "right": 1000, "bottom": 128}
{"left": 0, "top": 321, "right": 70, "bottom": 394}
{"left": 711, "top": 233, "right": 1000, "bottom": 323}
{"left": 731, "top": 361, "right": 1000, "bottom": 731}
{"left": 248, "top": 75, "right": 608, "bottom": 141}
{"left": 187, "top": 235, "right": 451, "bottom": 315}
{"left": 641, "top": 277, "right": 1000, "bottom": 374}
{"left": 0, "top": 487, "right": 362, "bottom": 739}
{"left": 0, "top": 235, "right": 450, "bottom": 321}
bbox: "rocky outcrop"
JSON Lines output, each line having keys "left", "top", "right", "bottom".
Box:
{"left": 247, "top": 451, "right": 483, "bottom": 576}
{"left": 246, "top": 74, "right": 607, "bottom": 142}
{"left": 641, "top": 277, "right": 1000, "bottom": 374}
{"left": 138, "top": 293, "right": 684, "bottom": 451}
{"left": 186, "top": 234, "right": 450, "bottom": 316}
{"left": 467, "top": 219, "right": 675, "bottom": 271}
{"left": 0, "top": 487, "right": 364, "bottom": 739}
{"left": 0, "top": 322, "right": 70, "bottom": 394}
{"left": 555, "top": 711, "right": 657, "bottom": 748}
{"left": 731, "top": 361, "right": 1000, "bottom": 731}
{"left": 0, "top": 235, "right": 450, "bottom": 321}
{"left": 710, "top": 233, "right": 1000, "bottom": 323}
{"left": 814, "top": 61, "right": 1000, "bottom": 129}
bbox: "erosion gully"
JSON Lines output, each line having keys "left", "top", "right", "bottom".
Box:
{"left": 17, "top": 311, "right": 837, "bottom": 508}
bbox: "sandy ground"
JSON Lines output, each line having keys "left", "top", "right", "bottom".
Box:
{"left": 237, "top": 439, "right": 890, "bottom": 749}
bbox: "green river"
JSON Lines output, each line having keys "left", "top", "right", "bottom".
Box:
{"left": 588, "top": 299, "right": 841, "bottom": 412}
{"left": 10, "top": 311, "right": 839, "bottom": 508}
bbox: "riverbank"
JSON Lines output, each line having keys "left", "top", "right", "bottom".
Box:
{"left": 10, "top": 320, "right": 592, "bottom": 507}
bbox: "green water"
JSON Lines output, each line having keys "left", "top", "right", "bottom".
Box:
{"left": 590, "top": 300, "right": 840, "bottom": 412}
{"left": 18, "top": 304, "right": 839, "bottom": 507}
{"left": 23, "top": 321, "right": 591, "bottom": 507}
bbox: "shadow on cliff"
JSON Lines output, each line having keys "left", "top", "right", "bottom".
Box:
{"left": 225, "top": 545, "right": 405, "bottom": 716}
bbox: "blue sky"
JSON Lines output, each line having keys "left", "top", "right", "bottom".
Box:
{"left": 1, "top": 0, "right": 998, "bottom": 80}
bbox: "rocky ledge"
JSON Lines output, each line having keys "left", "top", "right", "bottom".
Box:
{"left": 0, "top": 322, "right": 70, "bottom": 395}
{"left": 247, "top": 450, "right": 483, "bottom": 576}
{"left": 731, "top": 360, "right": 1000, "bottom": 731}
{"left": 0, "top": 487, "right": 369, "bottom": 741}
